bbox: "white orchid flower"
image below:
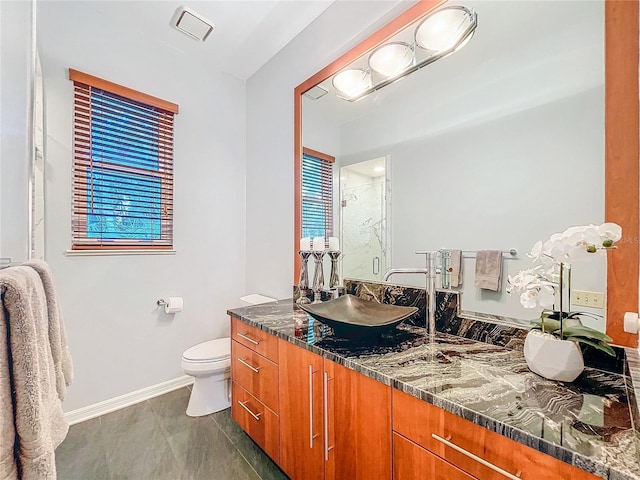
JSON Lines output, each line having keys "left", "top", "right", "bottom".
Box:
{"left": 537, "top": 285, "right": 556, "bottom": 308}
{"left": 598, "top": 222, "right": 622, "bottom": 242}
{"left": 529, "top": 241, "right": 543, "bottom": 261}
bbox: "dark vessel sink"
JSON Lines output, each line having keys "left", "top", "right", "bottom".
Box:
{"left": 298, "top": 294, "right": 418, "bottom": 337}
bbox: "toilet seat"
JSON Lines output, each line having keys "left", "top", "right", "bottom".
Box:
{"left": 183, "top": 338, "right": 230, "bottom": 363}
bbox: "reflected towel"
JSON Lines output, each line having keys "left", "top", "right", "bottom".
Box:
{"left": 450, "top": 250, "right": 462, "bottom": 288}
{"left": 0, "top": 266, "right": 68, "bottom": 479}
{"left": 24, "top": 260, "right": 73, "bottom": 400}
{"left": 474, "top": 250, "right": 503, "bottom": 291}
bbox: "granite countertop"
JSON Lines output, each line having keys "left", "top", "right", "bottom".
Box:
{"left": 228, "top": 298, "right": 640, "bottom": 480}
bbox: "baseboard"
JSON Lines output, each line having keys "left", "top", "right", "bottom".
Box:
{"left": 64, "top": 375, "right": 194, "bottom": 425}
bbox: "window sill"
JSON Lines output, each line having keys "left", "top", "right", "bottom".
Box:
{"left": 65, "top": 249, "right": 176, "bottom": 257}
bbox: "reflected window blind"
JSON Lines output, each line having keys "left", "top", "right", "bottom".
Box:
{"left": 301, "top": 149, "right": 334, "bottom": 241}
{"left": 70, "top": 69, "right": 178, "bottom": 250}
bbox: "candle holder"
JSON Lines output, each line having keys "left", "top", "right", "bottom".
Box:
{"left": 311, "top": 250, "right": 326, "bottom": 303}
{"left": 297, "top": 250, "right": 312, "bottom": 305}
{"left": 328, "top": 251, "right": 341, "bottom": 289}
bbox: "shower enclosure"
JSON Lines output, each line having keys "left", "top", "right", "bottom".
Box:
{"left": 339, "top": 156, "right": 391, "bottom": 282}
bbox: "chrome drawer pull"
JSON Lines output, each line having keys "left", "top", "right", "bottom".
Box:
{"left": 238, "top": 400, "right": 261, "bottom": 421}
{"left": 431, "top": 433, "right": 522, "bottom": 480}
{"left": 237, "top": 332, "right": 260, "bottom": 345}
{"left": 323, "top": 371, "right": 334, "bottom": 460}
{"left": 309, "top": 365, "right": 314, "bottom": 448}
{"left": 237, "top": 357, "right": 260, "bottom": 373}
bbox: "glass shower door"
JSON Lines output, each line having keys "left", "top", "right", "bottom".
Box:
{"left": 340, "top": 157, "right": 390, "bottom": 282}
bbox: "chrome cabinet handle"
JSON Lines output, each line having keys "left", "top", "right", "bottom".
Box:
{"left": 238, "top": 400, "right": 261, "bottom": 421}
{"left": 237, "top": 332, "right": 260, "bottom": 345}
{"left": 373, "top": 256, "right": 380, "bottom": 275}
{"left": 323, "top": 371, "right": 334, "bottom": 461}
{"left": 237, "top": 357, "right": 260, "bottom": 373}
{"left": 431, "top": 433, "right": 522, "bottom": 480}
{"left": 309, "top": 365, "right": 314, "bottom": 448}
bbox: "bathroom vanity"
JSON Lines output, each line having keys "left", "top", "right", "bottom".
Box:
{"left": 228, "top": 299, "right": 640, "bottom": 480}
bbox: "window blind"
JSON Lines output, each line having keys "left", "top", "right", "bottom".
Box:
{"left": 70, "top": 70, "right": 178, "bottom": 250}
{"left": 301, "top": 149, "right": 334, "bottom": 242}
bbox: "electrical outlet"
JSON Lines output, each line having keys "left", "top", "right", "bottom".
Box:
{"left": 571, "top": 290, "right": 605, "bottom": 309}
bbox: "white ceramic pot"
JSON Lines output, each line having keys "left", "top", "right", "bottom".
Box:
{"left": 523, "top": 330, "right": 584, "bottom": 382}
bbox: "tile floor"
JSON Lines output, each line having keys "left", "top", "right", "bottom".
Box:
{"left": 55, "top": 387, "right": 289, "bottom": 480}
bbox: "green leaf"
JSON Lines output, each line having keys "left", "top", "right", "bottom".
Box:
{"left": 561, "top": 326, "right": 613, "bottom": 343}
{"left": 567, "top": 336, "right": 616, "bottom": 357}
{"left": 532, "top": 319, "right": 561, "bottom": 333}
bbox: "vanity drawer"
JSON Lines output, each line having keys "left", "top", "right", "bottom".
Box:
{"left": 231, "top": 382, "right": 279, "bottom": 463}
{"left": 231, "top": 340, "right": 279, "bottom": 413}
{"left": 392, "top": 389, "right": 599, "bottom": 480}
{"left": 393, "top": 433, "right": 476, "bottom": 480}
{"left": 231, "top": 316, "right": 279, "bottom": 363}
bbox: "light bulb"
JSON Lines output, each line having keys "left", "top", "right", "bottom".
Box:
{"left": 368, "top": 42, "right": 414, "bottom": 78}
{"left": 415, "top": 6, "right": 475, "bottom": 52}
{"left": 332, "top": 68, "right": 371, "bottom": 99}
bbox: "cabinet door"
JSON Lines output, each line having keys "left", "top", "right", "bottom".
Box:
{"left": 393, "top": 433, "right": 476, "bottom": 480}
{"left": 278, "top": 340, "right": 324, "bottom": 480}
{"left": 324, "top": 360, "right": 392, "bottom": 480}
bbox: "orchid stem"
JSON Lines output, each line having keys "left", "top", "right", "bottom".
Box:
{"left": 559, "top": 262, "right": 564, "bottom": 338}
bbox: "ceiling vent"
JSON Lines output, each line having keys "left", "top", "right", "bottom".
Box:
{"left": 303, "top": 85, "right": 329, "bottom": 100}
{"left": 171, "top": 6, "right": 214, "bottom": 42}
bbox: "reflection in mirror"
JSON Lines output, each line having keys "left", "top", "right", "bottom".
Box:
{"left": 301, "top": 0, "right": 605, "bottom": 328}
{"left": 340, "top": 156, "right": 390, "bottom": 282}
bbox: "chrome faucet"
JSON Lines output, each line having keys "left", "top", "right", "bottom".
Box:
{"left": 383, "top": 251, "right": 439, "bottom": 336}
{"left": 382, "top": 268, "right": 429, "bottom": 280}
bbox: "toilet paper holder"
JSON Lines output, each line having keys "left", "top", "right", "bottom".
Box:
{"left": 157, "top": 298, "right": 168, "bottom": 307}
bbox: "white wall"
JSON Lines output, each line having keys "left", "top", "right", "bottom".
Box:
{"left": 341, "top": 89, "right": 604, "bottom": 323}
{"left": 245, "top": 0, "right": 413, "bottom": 299}
{"left": 38, "top": 2, "right": 246, "bottom": 411}
{"left": 1, "top": 0, "right": 32, "bottom": 263}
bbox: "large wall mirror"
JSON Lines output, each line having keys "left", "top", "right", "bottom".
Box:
{"left": 294, "top": 0, "right": 639, "bottom": 345}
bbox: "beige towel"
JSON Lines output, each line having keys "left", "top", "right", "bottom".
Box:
{"left": 0, "top": 295, "right": 18, "bottom": 479}
{"left": 24, "top": 260, "right": 73, "bottom": 400}
{"left": 0, "top": 267, "right": 68, "bottom": 480}
{"left": 450, "top": 250, "right": 462, "bottom": 288}
{"left": 474, "top": 250, "right": 503, "bottom": 291}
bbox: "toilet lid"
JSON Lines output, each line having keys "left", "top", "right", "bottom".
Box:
{"left": 183, "top": 338, "right": 230, "bottom": 362}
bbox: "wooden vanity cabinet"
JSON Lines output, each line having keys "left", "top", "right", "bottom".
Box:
{"left": 393, "top": 432, "right": 475, "bottom": 480}
{"left": 392, "top": 389, "right": 600, "bottom": 480}
{"left": 278, "top": 339, "right": 392, "bottom": 480}
{"left": 230, "top": 316, "right": 280, "bottom": 463}
{"left": 230, "top": 315, "right": 600, "bottom": 480}
{"left": 278, "top": 339, "right": 325, "bottom": 480}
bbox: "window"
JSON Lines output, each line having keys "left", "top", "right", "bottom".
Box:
{"left": 301, "top": 148, "right": 334, "bottom": 241}
{"left": 69, "top": 69, "right": 178, "bottom": 250}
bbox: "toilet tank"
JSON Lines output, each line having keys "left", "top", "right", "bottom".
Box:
{"left": 239, "top": 294, "right": 276, "bottom": 306}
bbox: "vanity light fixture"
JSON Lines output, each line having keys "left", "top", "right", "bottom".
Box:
{"left": 331, "top": 5, "right": 477, "bottom": 102}
{"left": 332, "top": 68, "right": 372, "bottom": 100}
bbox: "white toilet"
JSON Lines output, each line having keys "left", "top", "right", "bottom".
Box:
{"left": 182, "top": 338, "right": 231, "bottom": 417}
{"left": 182, "top": 294, "right": 275, "bottom": 417}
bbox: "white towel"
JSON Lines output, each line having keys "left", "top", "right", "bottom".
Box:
{"left": 0, "top": 266, "right": 68, "bottom": 480}
{"left": 24, "top": 260, "right": 73, "bottom": 400}
{"left": 450, "top": 250, "right": 462, "bottom": 288}
{"left": 474, "top": 250, "right": 503, "bottom": 291}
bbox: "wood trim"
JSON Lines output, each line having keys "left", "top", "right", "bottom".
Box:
{"left": 605, "top": 0, "right": 639, "bottom": 347}
{"left": 293, "top": 0, "right": 443, "bottom": 282}
{"left": 303, "top": 147, "right": 336, "bottom": 164}
{"left": 69, "top": 68, "right": 179, "bottom": 114}
{"left": 294, "top": 91, "right": 302, "bottom": 278}
{"left": 71, "top": 245, "right": 173, "bottom": 250}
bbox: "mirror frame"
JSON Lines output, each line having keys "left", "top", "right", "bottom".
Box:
{"left": 293, "top": 0, "right": 639, "bottom": 346}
